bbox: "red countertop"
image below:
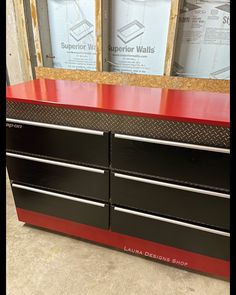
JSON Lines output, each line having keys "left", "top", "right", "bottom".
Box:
{"left": 6, "top": 79, "right": 230, "bottom": 127}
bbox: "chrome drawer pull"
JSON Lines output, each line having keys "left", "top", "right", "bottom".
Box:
{"left": 114, "top": 134, "right": 230, "bottom": 154}
{"left": 6, "top": 118, "right": 104, "bottom": 136}
{"left": 6, "top": 152, "right": 105, "bottom": 174}
{"left": 114, "top": 173, "right": 230, "bottom": 199}
{"left": 12, "top": 183, "right": 105, "bottom": 207}
{"left": 114, "top": 207, "right": 230, "bottom": 237}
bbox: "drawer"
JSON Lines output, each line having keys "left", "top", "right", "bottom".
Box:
{"left": 12, "top": 183, "right": 109, "bottom": 229}
{"left": 6, "top": 153, "right": 109, "bottom": 201}
{"left": 111, "top": 134, "right": 230, "bottom": 191}
{"left": 111, "top": 206, "right": 230, "bottom": 260}
{"left": 6, "top": 118, "right": 109, "bottom": 167}
{"left": 111, "top": 173, "right": 230, "bottom": 230}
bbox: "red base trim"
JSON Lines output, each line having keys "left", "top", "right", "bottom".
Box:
{"left": 16, "top": 208, "right": 230, "bottom": 279}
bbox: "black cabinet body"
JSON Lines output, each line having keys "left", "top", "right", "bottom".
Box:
{"left": 7, "top": 156, "right": 109, "bottom": 201}
{"left": 13, "top": 185, "right": 109, "bottom": 229}
{"left": 111, "top": 135, "right": 230, "bottom": 191}
{"left": 6, "top": 123, "right": 109, "bottom": 167}
{"left": 111, "top": 173, "right": 229, "bottom": 230}
{"left": 6, "top": 113, "right": 230, "bottom": 272}
{"left": 111, "top": 206, "right": 229, "bottom": 260}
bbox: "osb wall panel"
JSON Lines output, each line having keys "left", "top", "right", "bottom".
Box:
{"left": 35, "top": 67, "right": 229, "bottom": 93}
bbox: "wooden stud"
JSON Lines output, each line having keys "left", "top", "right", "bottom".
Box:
{"left": 24, "top": 0, "right": 39, "bottom": 78}
{"left": 12, "top": 0, "right": 33, "bottom": 81}
{"left": 164, "top": 0, "right": 181, "bottom": 76}
{"left": 7, "top": 0, "right": 33, "bottom": 84}
{"left": 96, "top": 0, "right": 103, "bottom": 71}
{"left": 29, "top": 0, "right": 43, "bottom": 67}
{"left": 7, "top": 0, "right": 24, "bottom": 84}
{"left": 101, "top": 0, "right": 109, "bottom": 72}
{"left": 35, "top": 67, "right": 229, "bottom": 93}
{"left": 35, "top": 0, "right": 53, "bottom": 68}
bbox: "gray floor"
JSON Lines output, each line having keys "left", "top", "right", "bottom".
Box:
{"left": 6, "top": 174, "right": 230, "bottom": 295}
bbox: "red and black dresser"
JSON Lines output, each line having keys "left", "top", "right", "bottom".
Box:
{"left": 6, "top": 79, "right": 230, "bottom": 279}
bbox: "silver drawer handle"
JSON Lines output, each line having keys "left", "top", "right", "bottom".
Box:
{"left": 6, "top": 118, "right": 104, "bottom": 136}
{"left": 114, "top": 207, "right": 230, "bottom": 237}
{"left": 12, "top": 183, "right": 105, "bottom": 207}
{"left": 6, "top": 152, "right": 105, "bottom": 174}
{"left": 114, "top": 173, "right": 230, "bottom": 199}
{"left": 114, "top": 134, "right": 230, "bottom": 154}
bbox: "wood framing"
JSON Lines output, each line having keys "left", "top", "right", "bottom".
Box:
{"left": 29, "top": 0, "right": 43, "bottom": 67}
{"left": 17, "top": 0, "right": 229, "bottom": 94}
{"left": 164, "top": 0, "right": 181, "bottom": 76}
{"left": 12, "top": 0, "right": 33, "bottom": 81}
{"left": 101, "top": 0, "right": 109, "bottom": 72}
{"left": 35, "top": 0, "right": 53, "bottom": 68}
{"left": 7, "top": 0, "right": 33, "bottom": 84}
{"left": 35, "top": 67, "right": 229, "bottom": 93}
{"left": 96, "top": 0, "right": 103, "bottom": 71}
{"left": 7, "top": 0, "right": 24, "bottom": 84}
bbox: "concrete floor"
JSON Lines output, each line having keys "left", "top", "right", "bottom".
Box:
{"left": 7, "top": 175, "right": 230, "bottom": 295}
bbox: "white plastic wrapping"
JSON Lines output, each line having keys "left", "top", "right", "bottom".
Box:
{"left": 47, "top": 0, "right": 96, "bottom": 70}
{"left": 173, "top": 0, "right": 230, "bottom": 79}
{"left": 108, "top": 0, "right": 171, "bottom": 75}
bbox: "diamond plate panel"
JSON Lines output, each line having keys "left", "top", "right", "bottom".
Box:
{"left": 7, "top": 102, "right": 230, "bottom": 148}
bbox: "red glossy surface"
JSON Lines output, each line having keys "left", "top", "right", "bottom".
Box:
{"left": 17, "top": 208, "right": 229, "bottom": 279}
{"left": 6, "top": 79, "right": 229, "bottom": 127}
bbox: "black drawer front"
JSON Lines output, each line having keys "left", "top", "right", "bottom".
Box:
{"left": 6, "top": 154, "right": 109, "bottom": 201}
{"left": 111, "top": 206, "right": 230, "bottom": 260}
{"left": 12, "top": 184, "right": 109, "bottom": 229}
{"left": 111, "top": 173, "right": 230, "bottom": 230}
{"left": 6, "top": 119, "right": 109, "bottom": 167}
{"left": 111, "top": 134, "right": 230, "bottom": 191}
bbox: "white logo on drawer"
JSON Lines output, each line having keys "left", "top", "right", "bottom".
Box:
{"left": 124, "top": 246, "right": 188, "bottom": 266}
{"left": 6, "top": 123, "right": 22, "bottom": 129}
